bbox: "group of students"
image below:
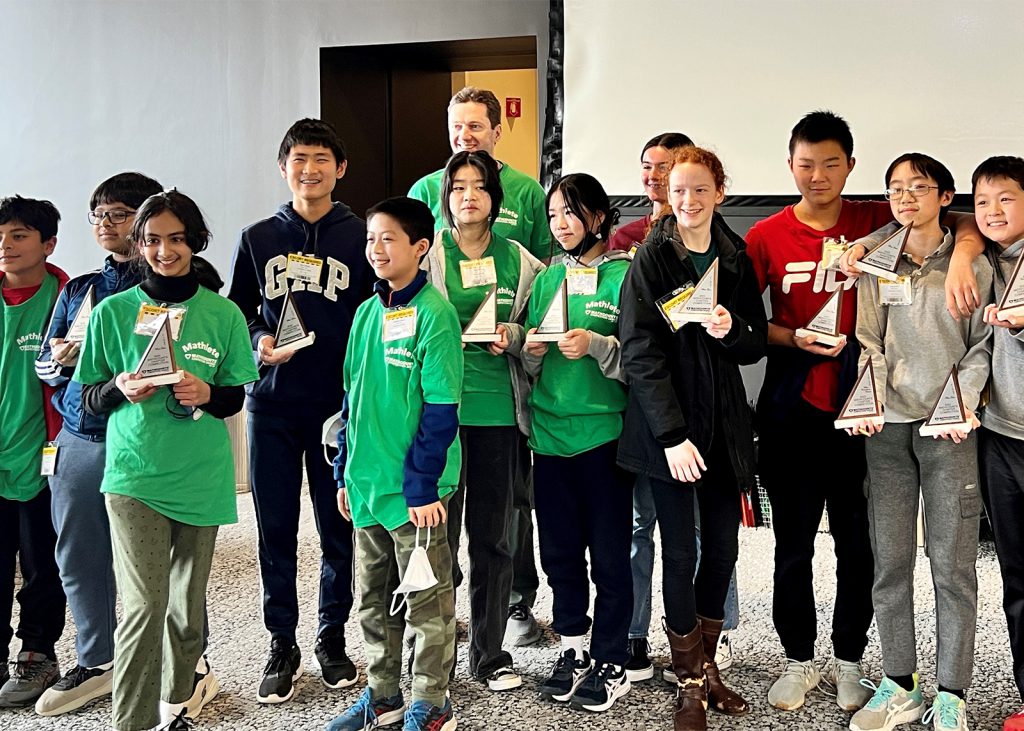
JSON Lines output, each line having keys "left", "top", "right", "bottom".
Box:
{"left": 1, "top": 86, "right": 1023, "bottom": 731}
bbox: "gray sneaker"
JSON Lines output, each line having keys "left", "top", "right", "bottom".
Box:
{"left": 505, "top": 604, "right": 542, "bottom": 647}
{"left": 822, "top": 655, "right": 873, "bottom": 711}
{"left": 768, "top": 658, "right": 821, "bottom": 711}
{"left": 0, "top": 652, "right": 60, "bottom": 708}
{"left": 35, "top": 664, "right": 113, "bottom": 716}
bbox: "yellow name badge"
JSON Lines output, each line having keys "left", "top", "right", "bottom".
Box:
{"left": 878, "top": 275, "right": 913, "bottom": 306}
{"left": 286, "top": 253, "right": 323, "bottom": 284}
{"left": 820, "top": 236, "right": 848, "bottom": 271}
{"left": 134, "top": 304, "right": 186, "bottom": 340}
{"left": 566, "top": 267, "right": 599, "bottom": 296}
{"left": 628, "top": 245, "right": 639, "bottom": 260}
{"left": 656, "top": 287, "right": 695, "bottom": 332}
{"left": 459, "top": 256, "right": 497, "bottom": 288}
{"left": 382, "top": 307, "right": 417, "bottom": 342}
{"left": 40, "top": 442, "right": 58, "bottom": 476}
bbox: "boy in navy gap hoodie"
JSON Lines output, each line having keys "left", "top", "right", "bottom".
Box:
{"left": 227, "top": 119, "right": 373, "bottom": 704}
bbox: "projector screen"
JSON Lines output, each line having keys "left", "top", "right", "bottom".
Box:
{"left": 563, "top": 0, "right": 1024, "bottom": 196}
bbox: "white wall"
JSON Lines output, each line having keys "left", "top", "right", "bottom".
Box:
{"left": 0, "top": 0, "right": 549, "bottom": 279}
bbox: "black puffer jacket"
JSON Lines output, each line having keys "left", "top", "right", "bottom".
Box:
{"left": 616, "top": 214, "right": 767, "bottom": 487}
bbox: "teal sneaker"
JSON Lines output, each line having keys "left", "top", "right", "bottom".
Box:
{"left": 326, "top": 687, "right": 405, "bottom": 730}
{"left": 848, "top": 675, "right": 925, "bottom": 731}
{"left": 922, "top": 691, "right": 969, "bottom": 731}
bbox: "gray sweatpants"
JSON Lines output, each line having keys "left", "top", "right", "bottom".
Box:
{"left": 864, "top": 422, "right": 982, "bottom": 690}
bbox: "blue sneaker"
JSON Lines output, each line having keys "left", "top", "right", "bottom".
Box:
{"left": 326, "top": 687, "right": 405, "bottom": 730}
{"left": 402, "top": 698, "right": 456, "bottom": 731}
{"left": 922, "top": 691, "right": 969, "bottom": 731}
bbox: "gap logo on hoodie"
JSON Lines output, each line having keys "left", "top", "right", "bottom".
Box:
{"left": 264, "top": 254, "right": 350, "bottom": 301}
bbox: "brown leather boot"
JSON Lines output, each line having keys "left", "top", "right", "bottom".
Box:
{"left": 698, "top": 615, "right": 749, "bottom": 715}
{"left": 666, "top": 622, "right": 707, "bottom": 731}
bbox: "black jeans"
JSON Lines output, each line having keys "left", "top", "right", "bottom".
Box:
{"left": 534, "top": 440, "right": 633, "bottom": 666}
{"left": 0, "top": 488, "right": 66, "bottom": 659}
{"left": 981, "top": 427, "right": 1024, "bottom": 700}
{"left": 446, "top": 425, "right": 517, "bottom": 679}
{"left": 759, "top": 398, "right": 874, "bottom": 662}
{"left": 649, "top": 433, "right": 740, "bottom": 635}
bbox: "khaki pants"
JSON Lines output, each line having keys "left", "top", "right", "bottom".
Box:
{"left": 106, "top": 494, "right": 217, "bottom": 731}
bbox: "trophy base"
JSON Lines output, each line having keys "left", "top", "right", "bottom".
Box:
{"left": 274, "top": 331, "right": 316, "bottom": 355}
{"left": 919, "top": 421, "right": 973, "bottom": 437}
{"left": 134, "top": 370, "right": 184, "bottom": 388}
{"left": 462, "top": 332, "right": 502, "bottom": 343}
{"left": 855, "top": 262, "right": 901, "bottom": 281}
{"left": 526, "top": 331, "right": 566, "bottom": 342}
{"left": 795, "top": 328, "right": 844, "bottom": 347}
{"left": 675, "top": 312, "right": 713, "bottom": 324}
{"left": 997, "top": 304, "right": 1024, "bottom": 321}
{"left": 834, "top": 415, "right": 884, "bottom": 430}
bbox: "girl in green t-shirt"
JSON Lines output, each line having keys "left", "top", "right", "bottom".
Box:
{"left": 74, "top": 191, "right": 259, "bottom": 731}
{"left": 519, "top": 173, "right": 633, "bottom": 713}
{"left": 422, "top": 150, "right": 544, "bottom": 691}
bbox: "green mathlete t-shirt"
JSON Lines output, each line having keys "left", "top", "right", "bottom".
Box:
{"left": 0, "top": 273, "right": 58, "bottom": 501}
{"left": 73, "top": 285, "right": 259, "bottom": 526}
{"left": 343, "top": 282, "right": 464, "bottom": 530}
{"left": 409, "top": 162, "right": 549, "bottom": 261}
{"left": 441, "top": 230, "right": 520, "bottom": 426}
{"left": 526, "top": 258, "right": 629, "bottom": 457}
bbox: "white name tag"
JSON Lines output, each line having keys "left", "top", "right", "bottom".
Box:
{"left": 566, "top": 267, "right": 598, "bottom": 296}
{"left": 286, "top": 253, "right": 323, "bottom": 284}
{"left": 878, "top": 276, "right": 913, "bottom": 306}
{"left": 459, "top": 257, "right": 497, "bottom": 288}
{"left": 382, "top": 307, "right": 417, "bottom": 342}
{"left": 41, "top": 442, "right": 58, "bottom": 476}
{"left": 135, "top": 304, "right": 186, "bottom": 340}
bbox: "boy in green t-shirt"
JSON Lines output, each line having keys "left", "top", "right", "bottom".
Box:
{"left": 328, "top": 197, "right": 462, "bottom": 731}
{"left": 0, "top": 196, "right": 68, "bottom": 707}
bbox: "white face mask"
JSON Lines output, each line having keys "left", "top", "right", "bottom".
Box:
{"left": 389, "top": 526, "right": 439, "bottom": 616}
{"left": 321, "top": 411, "right": 343, "bottom": 465}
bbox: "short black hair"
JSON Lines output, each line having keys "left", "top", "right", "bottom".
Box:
{"left": 440, "top": 150, "right": 504, "bottom": 230}
{"left": 641, "top": 132, "right": 693, "bottom": 159}
{"left": 366, "top": 197, "right": 435, "bottom": 253}
{"left": 546, "top": 173, "right": 620, "bottom": 246}
{"left": 0, "top": 195, "right": 61, "bottom": 240}
{"left": 972, "top": 155, "right": 1024, "bottom": 195}
{"left": 90, "top": 172, "right": 163, "bottom": 211}
{"left": 277, "top": 118, "right": 347, "bottom": 166}
{"left": 132, "top": 189, "right": 211, "bottom": 254}
{"left": 885, "top": 152, "right": 955, "bottom": 219}
{"left": 789, "top": 110, "right": 854, "bottom": 160}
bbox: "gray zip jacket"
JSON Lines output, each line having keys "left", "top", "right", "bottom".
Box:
{"left": 423, "top": 231, "right": 546, "bottom": 435}
{"left": 983, "top": 238, "right": 1024, "bottom": 440}
{"left": 856, "top": 222, "right": 993, "bottom": 422}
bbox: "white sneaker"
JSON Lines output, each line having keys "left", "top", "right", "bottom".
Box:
{"left": 849, "top": 676, "right": 925, "bottom": 731}
{"left": 504, "top": 605, "right": 543, "bottom": 647}
{"left": 160, "top": 656, "right": 219, "bottom": 722}
{"left": 716, "top": 631, "right": 734, "bottom": 671}
{"left": 922, "top": 691, "right": 969, "bottom": 731}
{"left": 486, "top": 666, "right": 522, "bottom": 691}
{"left": 768, "top": 658, "right": 821, "bottom": 711}
{"left": 823, "top": 655, "right": 873, "bottom": 711}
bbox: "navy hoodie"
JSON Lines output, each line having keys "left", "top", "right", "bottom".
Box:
{"left": 227, "top": 201, "right": 372, "bottom": 419}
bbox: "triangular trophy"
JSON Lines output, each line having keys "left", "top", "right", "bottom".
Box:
{"left": 273, "top": 290, "right": 316, "bottom": 355}
{"left": 463, "top": 284, "right": 502, "bottom": 343}
{"left": 526, "top": 278, "right": 569, "bottom": 342}
{"left": 919, "top": 365, "right": 973, "bottom": 436}
{"left": 133, "top": 312, "right": 184, "bottom": 387}
{"left": 856, "top": 222, "right": 913, "bottom": 280}
{"left": 795, "top": 288, "right": 845, "bottom": 346}
{"left": 997, "top": 253, "right": 1024, "bottom": 319}
{"left": 676, "top": 258, "right": 719, "bottom": 323}
{"left": 834, "top": 361, "right": 884, "bottom": 430}
{"left": 65, "top": 285, "right": 95, "bottom": 343}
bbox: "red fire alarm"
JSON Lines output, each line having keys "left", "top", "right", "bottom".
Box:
{"left": 505, "top": 97, "right": 522, "bottom": 119}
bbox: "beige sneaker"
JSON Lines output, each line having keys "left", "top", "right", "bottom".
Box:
{"left": 768, "top": 658, "right": 821, "bottom": 710}
{"left": 823, "top": 655, "right": 873, "bottom": 711}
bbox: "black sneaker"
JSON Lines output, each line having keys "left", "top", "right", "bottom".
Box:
{"left": 539, "top": 649, "right": 592, "bottom": 702}
{"left": 256, "top": 638, "right": 302, "bottom": 704}
{"left": 314, "top": 630, "right": 358, "bottom": 689}
{"left": 569, "top": 662, "right": 631, "bottom": 712}
{"left": 161, "top": 709, "right": 192, "bottom": 730}
{"left": 624, "top": 638, "right": 654, "bottom": 683}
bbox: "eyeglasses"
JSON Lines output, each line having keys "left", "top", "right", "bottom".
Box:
{"left": 884, "top": 185, "right": 939, "bottom": 201}
{"left": 88, "top": 209, "right": 134, "bottom": 225}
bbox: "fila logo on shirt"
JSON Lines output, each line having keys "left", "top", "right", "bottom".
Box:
{"left": 264, "top": 255, "right": 350, "bottom": 301}
{"left": 781, "top": 260, "right": 857, "bottom": 295}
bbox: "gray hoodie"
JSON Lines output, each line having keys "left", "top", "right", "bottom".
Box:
{"left": 983, "top": 239, "right": 1024, "bottom": 440}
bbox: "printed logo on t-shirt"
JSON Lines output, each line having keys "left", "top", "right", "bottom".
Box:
{"left": 494, "top": 206, "right": 519, "bottom": 229}
{"left": 17, "top": 332, "right": 42, "bottom": 352}
{"left": 781, "top": 260, "right": 857, "bottom": 295}
{"left": 585, "top": 300, "right": 620, "bottom": 323}
{"left": 497, "top": 286, "right": 516, "bottom": 308}
{"left": 181, "top": 340, "right": 222, "bottom": 368}
{"left": 265, "top": 255, "right": 350, "bottom": 302}
{"left": 384, "top": 345, "right": 415, "bottom": 370}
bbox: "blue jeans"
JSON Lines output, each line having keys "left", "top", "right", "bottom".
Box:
{"left": 628, "top": 475, "right": 740, "bottom": 638}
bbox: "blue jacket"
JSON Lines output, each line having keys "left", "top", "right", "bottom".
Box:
{"left": 227, "top": 201, "right": 373, "bottom": 419}
{"left": 35, "top": 256, "right": 142, "bottom": 440}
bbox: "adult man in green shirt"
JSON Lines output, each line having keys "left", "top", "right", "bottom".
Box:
{"left": 408, "top": 86, "right": 546, "bottom": 645}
